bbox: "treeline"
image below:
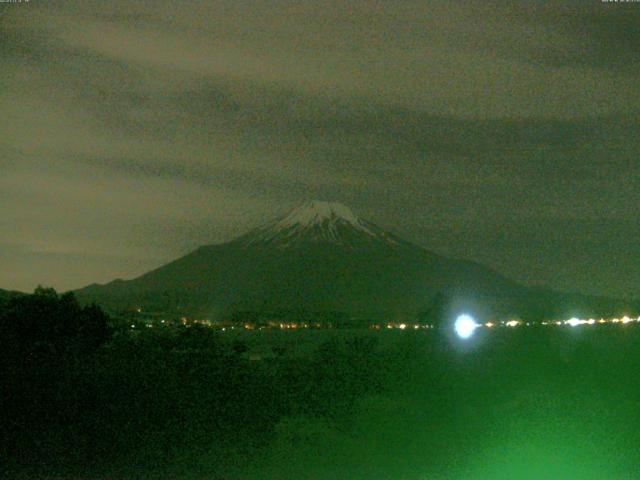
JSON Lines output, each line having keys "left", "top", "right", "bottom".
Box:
{"left": 229, "top": 309, "right": 354, "bottom": 327}
{"left": 227, "top": 293, "right": 451, "bottom": 327}
{"left": 0, "top": 287, "right": 110, "bottom": 358}
{"left": 5, "top": 288, "right": 640, "bottom": 478}
{"left": 0, "top": 288, "right": 408, "bottom": 479}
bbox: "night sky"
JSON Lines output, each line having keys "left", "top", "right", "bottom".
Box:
{"left": 2, "top": 1, "right": 639, "bottom": 299}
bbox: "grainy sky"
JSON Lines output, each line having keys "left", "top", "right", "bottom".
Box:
{"left": 1, "top": 0, "right": 639, "bottom": 298}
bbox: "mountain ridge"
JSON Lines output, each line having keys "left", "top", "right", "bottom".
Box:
{"left": 75, "top": 201, "right": 637, "bottom": 322}
{"left": 237, "top": 200, "right": 402, "bottom": 249}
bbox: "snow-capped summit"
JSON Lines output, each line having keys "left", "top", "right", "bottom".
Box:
{"left": 240, "top": 200, "right": 391, "bottom": 247}
{"left": 75, "top": 200, "right": 624, "bottom": 323}
{"left": 278, "top": 201, "right": 358, "bottom": 226}
{"left": 273, "top": 201, "right": 372, "bottom": 233}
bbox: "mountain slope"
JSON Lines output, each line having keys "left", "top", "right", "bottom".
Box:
{"left": 75, "top": 201, "right": 635, "bottom": 321}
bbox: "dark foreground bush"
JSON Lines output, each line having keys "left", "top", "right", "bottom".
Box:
{"left": 10, "top": 308, "right": 640, "bottom": 480}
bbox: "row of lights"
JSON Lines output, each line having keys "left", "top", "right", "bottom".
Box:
{"left": 455, "top": 314, "right": 640, "bottom": 339}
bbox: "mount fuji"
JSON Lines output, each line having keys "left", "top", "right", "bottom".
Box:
{"left": 238, "top": 201, "right": 406, "bottom": 248}
{"left": 75, "top": 201, "right": 633, "bottom": 322}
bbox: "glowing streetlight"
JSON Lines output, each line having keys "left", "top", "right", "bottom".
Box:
{"left": 455, "top": 314, "right": 479, "bottom": 339}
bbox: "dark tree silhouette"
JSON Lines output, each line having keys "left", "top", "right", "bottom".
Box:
{"left": 0, "top": 286, "right": 110, "bottom": 359}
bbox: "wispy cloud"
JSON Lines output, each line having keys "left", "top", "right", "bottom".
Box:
{"left": 1, "top": 0, "right": 639, "bottom": 297}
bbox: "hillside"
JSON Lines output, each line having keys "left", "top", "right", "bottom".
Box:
{"left": 75, "top": 201, "right": 636, "bottom": 322}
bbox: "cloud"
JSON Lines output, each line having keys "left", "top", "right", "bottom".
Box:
{"left": 1, "top": 0, "right": 639, "bottom": 297}
{"left": 7, "top": 1, "right": 640, "bottom": 119}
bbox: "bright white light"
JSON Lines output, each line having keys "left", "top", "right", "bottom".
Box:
{"left": 505, "top": 320, "right": 520, "bottom": 327}
{"left": 566, "top": 318, "right": 582, "bottom": 327}
{"left": 455, "top": 314, "right": 478, "bottom": 339}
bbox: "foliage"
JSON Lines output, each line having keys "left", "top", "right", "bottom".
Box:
{"left": 5, "top": 295, "right": 640, "bottom": 479}
{"left": 0, "top": 286, "right": 110, "bottom": 359}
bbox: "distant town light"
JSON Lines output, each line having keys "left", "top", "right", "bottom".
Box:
{"left": 566, "top": 318, "right": 582, "bottom": 327}
{"left": 455, "top": 314, "right": 478, "bottom": 339}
